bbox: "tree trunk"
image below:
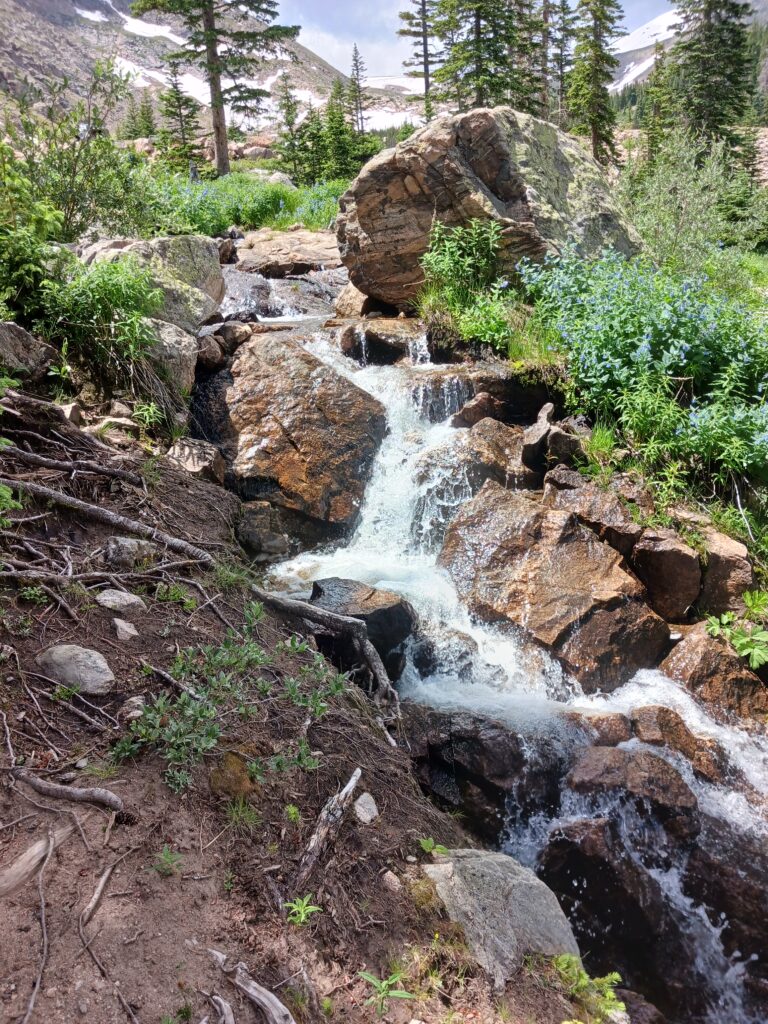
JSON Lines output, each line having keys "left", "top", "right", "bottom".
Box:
{"left": 201, "top": 0, "right": 230, "bottom": 176}
{"left": 541, "top": 0, "right": 551, "bottom": 113}
{"left": 421, "top": 0, "right": 431, "bottom": 98}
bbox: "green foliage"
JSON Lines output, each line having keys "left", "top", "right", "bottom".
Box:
{"left": 567, "top": 0, "right": 622, "bottom": 163}
{"left": 0, "top": 483, "right": 22, "bottom": 529}
{"left": 419, "top": 836, "right": 449, "bottom": 855}
{"left": 156, "top": 581, "right": 197, "bottom": 612}
{"left": 157, "top": 60, "right": 202, "bottom": 171}
{"left": 18, "top": 586, "right": 48, "bottom": 606}
{"left": 707, "top": 590, "right": 768, "bottom": 669}
{"left": 284, "top": 893, "right": 323, "bottom": 926}
{"left": 421, "top": 219, "right": 503, "bottom": 302}
{"left": 553, "top": 954, "right": 624, "bottom": 1024}
{"left": 225, "top": 796, "right": 262, "bottom": 836}
{"left": 358, "top": 969, "right": 415, "bottom": 1017}
{"left": 153, "top": 845, "right": 183, "bottom": 877}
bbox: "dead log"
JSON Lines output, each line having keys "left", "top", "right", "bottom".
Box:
{"left": 4, "top": 445, "right": 143, "bottom": 487}
{"left": 295, "top": 768, "right": 361, "bottom": 890}
{"left": 0, "top": 476, "right": 214, "bottom": 566}
{"left": 11, "top": 768, "right": 124, "bottom": 813}
{"left": 209, "top": 949, "right": 297, "bottom": 1024}
{"left": 250, "top": 586, "right": 399, "bottom": 709}
{"left": 0, "top": 824, "right": 74, "bottom": 897}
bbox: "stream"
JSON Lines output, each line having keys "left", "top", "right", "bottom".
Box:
{"left": 266, "top": 327, "right": 768, "bottom": 1024}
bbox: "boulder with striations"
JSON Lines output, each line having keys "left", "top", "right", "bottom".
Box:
{"left": 337, "top": 107, "right": 640, "bottom": 309}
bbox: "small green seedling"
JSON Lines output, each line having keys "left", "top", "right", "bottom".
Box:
{"left": 419, "top": 837, "right": 449, "bottom": 856}
{"left": 358, "top": 969, "right": 415, "bottom": 1017}
{"left": 284, "top": 893, "right": 322, "bottom": 926}
{"left": 153, "top": 845, "right": 183, "bottom": 877}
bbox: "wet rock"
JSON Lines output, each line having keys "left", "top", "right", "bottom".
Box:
{"left": 36, "top": 645, "right": 115, "bottom": 695}
{"left": 522, "top": 402, "right": 555, "bottom": 469}
{"left": 0, "top": 322, "right": 57, "bottom": 380}
{"left": 165, "top": 438, "right": 226, "bottom": 485}
{"left": 439, "top": 482, "right": 668, "bottom": 692}
{"left": 450, "top": 391, "right": 507, "bottom": 428}
{"left": 353, "top": 792, "right": 379, "bottom": 824}
{"left": 630, "top": 705, "right": 726, "bottom": 783}
{"left": 215, "top": 321, "right": 253, "bottom": 354}
{"left": 567, "top": 746, "right": 699, "bottom": 839}
{"left": 414, "top": 419, "right": 541, "bottom": 546}
{"left": 103, "top": 536, "right": 159, "bottom": 569}
{"left": 217, "top": 237, "right": 237, "bottom": 264}
{"left": 338, "top": 107, "right": 639, "bottom": 309}
{"left": 335, "top": 281, "right": 376, "bottom": 318}
{"left": 219, "top": 265, "right": 277, "bottom": 321}
{"left": 630, "top": 529, "right": 701, "bottom": 622}
{"left": 338, "top": 318, "right": 427, "bottom": 364}
{"left": 113, "top": 618, "right": 139, "bottom": 642}
{"left": 309, "top": 578, "right": 417, "bottom": 656}
{"left": 423, "top": 849, "right": 580, "bottom": 990}
{"left": 562, "top": 709, "right": 633, "bottom": 746}
{"left": 95, "top": 589, "right": 147, "bottom": 617}
{"left": 235, "top": 501, "right": 292, "bottom": 561}
{"left": 146, "top": 318, "right": 198, "bottom": 394}
{"left": 699, "top": 528, "right": 754, "bottom": 614}
{"left": 543, "top": 468, "right": 643, "bottom": 557}
{"left": 659, "top": 622, "right": 768, "bottom": 722}
{"left": 616, "top": 991, "right": 667, "bottom": 1024}
{"left": 546, "top": 424, "right": 587, "bottom": 465}
{"left": 226, "top": 333, "right": 386, "bottom": 539}
{"left": 238, "top": 227, "right": 341, "bottom": 277}
{"left": 84, "top": 235, "right": 223, "bottom": 334}
{"left": 196, "top": 333, "right": 227, "bottom": 373}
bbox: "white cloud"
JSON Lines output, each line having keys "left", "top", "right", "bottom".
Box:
{"left": 297, "top": 22, "right": 411, "bottom": 77}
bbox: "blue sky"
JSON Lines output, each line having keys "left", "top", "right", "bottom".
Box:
{"left": 278, "top": 1, "right": 674, "bottom": 76}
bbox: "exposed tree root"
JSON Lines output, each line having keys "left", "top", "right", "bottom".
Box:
{"left": 296, "top": 767, "right": 361, "bottom": 891}
{"left": 4, "top": 444, "right": 143, "bottom": 487}
{"left": 11, "top": 767, "right": 124, "bottom": 813}
{"left": 209, "top": 949, "right": 297, "bottom": 1024}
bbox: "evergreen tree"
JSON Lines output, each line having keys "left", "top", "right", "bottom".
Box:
{"left": 508, "top": 0, "right": 546, "bottom": 114}
{"left": 157, "top": 59, "right": 201, "bottom": 170}
{"left": 550, "top": 0, "right": 577, "bottom": 124}
{"left": 131, "top": 0, "right": 298, "bottom": 176}
{"left": 432, "top": 0, "right": 513, "bottom": 108}
{"left": 118, "top": 93, "right": 140, "bottom": 140}
{"left": 399, "top": 0, "right": 440, "bottom": 119}
{"left": 136, "top": 91, "right": 157, "bottom": 137}
{"left": 294, "top": 105, "right": 327, "bottom": 185}
{"left": 672, "top": 0, "right": 754, "bottom": 145}
{"left": 322, "top": 78, "right": 357, "bottom": 179}
{"left": 568, "top": 0, "right": 621, "bottom": 163}
{"left": 275, "top": 76, "right": 302, "bottom": 180}
{"left": 643, "top": 45, "right": 676, "bottom": 164}
{"left": 349, "top": 45, "right": 371, "bottom": 134}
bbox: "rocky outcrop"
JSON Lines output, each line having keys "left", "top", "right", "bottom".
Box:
{"left": 0, "top": 322, "right": 56, "bottom": 380}
{"left": 146, "top": 318, "right": 198, "bottom": 394}
{"left": 337, "top": 107, "right": 640, "bottom": 309}
{"left": 84, "top": 235, "right": 224, "bottom": 334}
{"left": 522, "top": 403, "right": 589, "bottom": 471}
{"left": 450, "top": 391, "right": 507, "bottom": 428}
{"left": 223, "top": 333, "right": 387, "bottom": 540}
{"left": 629, "top": 705, "right": 726, "bottom": 783}
{"left": 165, "top": 438, "right": 226, "bottom": 484}
{"left": 631, "top": 529, "right": 701, "bottom": 622}
{"left": 334, "top": 281, "right": 377, "bottom": 318}
{"left": 237, "top": 227, "right": 341, "bottom": 277}
{"left": 567, "top": 747, "right": 699, "bottom": 839}
{"left": 439, "top": 482, "right": 668, "bottom": 691}
{"left": 698, "top": 527, "right": 754, "bottom": 614}
{"left": 543, "top": 467, "right": 643, "bottom": 557}
{"left": 423, "top": 849, "right": 580, "bottom": 990}
{"left": 309, "top": 578, "right": 417, "bottom": 657}
{"left": 660, "top": 623, "right": 768, "bottom": 722}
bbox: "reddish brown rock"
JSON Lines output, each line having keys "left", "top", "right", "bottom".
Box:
{"left": 238, "top": 227, "right": 341, "bottom": 277}
{"left": 631, "top": 528, "right": 701, "bottom": 622}
{"left": 196, "top": 334, "right": 227, "bottom": 373}
{"left": 334, "top": 281, "right": 375, "bottom": 318}
{"left": 630, "top": 705, "right": 726, "bottom": 783}
{"left": 225, "top": 333, "right": 386, "bottom": 537}
{"left": 562, "top": 710, "right": 633, "bottom": 746}
{"left": 660, "top": 623, "right": 768, "bottom": 723}
{"left": 567, "top": 746, "right": 699, "bottom": 838}
{"left": 309, "top": 577, "right": 417, "bottom": 654}
{"left": 543, "top": 467, "right": 642, "bottom": 557}
{"left": 699, "top": 528, "right": 754, "bottom": 614}
{"left": 439, "top": 482, "right": 668, "bottom": 691}
{"left": 450, "top": 391, "right": 507, "bottom": 428}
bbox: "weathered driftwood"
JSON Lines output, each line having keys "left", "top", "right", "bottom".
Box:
{"left": 250, "top": 585, "right": 399, "bottom": 708}
{"left": 0, "top": 824, "right": 74, "bottom": 897}
{"left": 0, "top": 476, "right": 214, "bottom": 566}
{"left": 209, "top": 949, "right": 297, "bottom": 1024}
{"left": 11, "top": 767, "right": 124, "bottom": 813}
{"left": 4, "top": 445, "right": 143, "bottom": 486}
{"left": 296, "top": 767, "right": 361, "bottom": 890}
{"left": 209, "top": 994, "right": 236, "bottom": 1024}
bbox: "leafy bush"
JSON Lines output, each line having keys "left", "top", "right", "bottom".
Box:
{"left": 707, "top": 589, "right": 768, "bottom": 668}
{"left": 421, "top": 219, "right": 503, "bottom": 307}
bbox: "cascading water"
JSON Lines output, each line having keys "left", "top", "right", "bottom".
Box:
{"left": 269, "top": 329, "right": 768, "bottom": 1024}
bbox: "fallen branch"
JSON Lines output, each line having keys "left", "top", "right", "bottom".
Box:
{"left": 0, "top": 476, "right": 214, "bottom": 566}
{"left": 78, "top": 914, "right": 139, "bottom": 1024}
{"left": 0, "top": 824, "right": 74, "bottom": 897}
{"left": 209, "top": 994, "right": 235, "bottom": 1024}
{"left": 295, "top": 768, "right": 361, "bottom": 891}
{"left": 11, "top": 768, "right": 123, "bottom": 813}
{"left": 209, "top": 949, "right": 297, "bottom": 1024}
{"left": 20, "top": 830, "right": 54, "bottom": 1024}
{"left": 140, "top": 659, "right": 202, "bottom": 700}
{"left": 4, "top": 445, "right": 143, "bottom": 487}
{"left": 80, "top": 846, "right": 139, "bottom": 928}
{"left": 250, "top": 586, "right": 399, "bottom": 708}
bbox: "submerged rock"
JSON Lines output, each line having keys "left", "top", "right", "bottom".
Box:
{"left": 338, "top": 107, "right": 639, "bottom": 309}
{"left": 439, "top": 482, "right": 668, "bottom": 691}
{"left": 424, "top": 848, "right": 580, "bottom": 990}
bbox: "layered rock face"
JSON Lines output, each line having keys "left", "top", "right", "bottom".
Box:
{"left": 337, "top": 107, "right": 640, "bottom": 308}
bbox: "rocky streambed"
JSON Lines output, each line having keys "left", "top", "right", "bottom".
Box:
{"left": 185, "top": 261, "right": 768, "bottom": 1024}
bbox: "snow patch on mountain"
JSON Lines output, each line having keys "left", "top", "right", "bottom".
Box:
{"left": 610, "top": 53, "right": 658, "bottom": 93}
{"left": 75, "top": 7, "right": 108, "bottom": 22}
{"left": 614, "top": 10, "right": 678, "bottom": 55}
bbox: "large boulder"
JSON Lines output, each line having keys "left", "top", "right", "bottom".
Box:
{"left": 145, "top": 318, "right": 198, "bottom": 394}
{"left": 439, "top": 482, "right": 669, "bottom": 691}
{"left": 630, "top": 529, "right": 701, "bottom": 622}
{"left": 309, "top": 577, "right": 417, "bottom": 657}
{"left": 660, "top": 623, "right": 768, "bottom": 722}
{"left": 84, "top": 235, "right": 223, "bottom": 334}
{"left": 0, "top": 322, "right": 56, "bottom": 380}
{"left": 223, "top": 333, "right": 386, "bottom": 539}
{"left": 237, "top": 227, "right": 341, "bottom": 277}
{"left": 698, "top": 527, "right": 754, "bottom": 614}
{"left": 543, "top": 467, "right": 643, "bottom": 558}
{"left": 35, "top": 645, "right": 115, "bottom": 695}
{"left": 423, "top": 849, "right": 580, "bottom": 990}
{"left": 337, "top": 107, "right": 640, "bottom": 309}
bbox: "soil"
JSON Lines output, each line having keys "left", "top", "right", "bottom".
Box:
{"left": 0, "top": 393, "right": 586, "bottom": 1024}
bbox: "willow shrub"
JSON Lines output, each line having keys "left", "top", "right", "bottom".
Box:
{"left": 520, "top": 249, "right": 768, "bottom": 489}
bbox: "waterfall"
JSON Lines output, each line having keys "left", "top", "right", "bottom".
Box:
{"left": 269, "top": 329, "right": 768, "bottom": 1024}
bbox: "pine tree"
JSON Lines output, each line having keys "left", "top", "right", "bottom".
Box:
{"left": 118, "top": 93, "right": 140, "bottom": 140}
{"left": 294, "top": 104, "right": 327, "bottom": 185}
{"left": 157, "top": 59, "right": 201, "bottom": 170}
{"left": 643, "top": 44, "right": 676, "bottom": 164}
{"left": 550, "top": 0, "right": 577, "bottom": 124}
{"left": 322, "top": 79, "right": 357, "bottom": 179}
{"left": 347, "top": 44, "right": 369, "bottom": 134}
{"left": 432, "top": 0, "right": 512, "bottom": 109}
{"left": 398, "top": 0, "right": 440, "bottom": 119}
{"left": 506, "top": 0, "right": 546, "bottom": 114}
{"left": 131, "top": 0, "right": 298, "bottom": 176}
{"left": 275, "top": 76, "right": 302, "bottom": 180}
{"left": 671, "top": 0, "right": 754, "bottom": 145}
{"left": 568, "top": 0, "right": 621, "bottom": 163}
{"left": 136, "top": 90, "right": 157, "bottom": 138}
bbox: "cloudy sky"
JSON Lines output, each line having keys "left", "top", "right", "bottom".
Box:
{"left": 277, "top": 1, "right": 673, "bottom": 76}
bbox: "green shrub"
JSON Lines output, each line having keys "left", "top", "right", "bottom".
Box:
{"left": 421, "top": 219, "right": 503, "bottom": 309}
